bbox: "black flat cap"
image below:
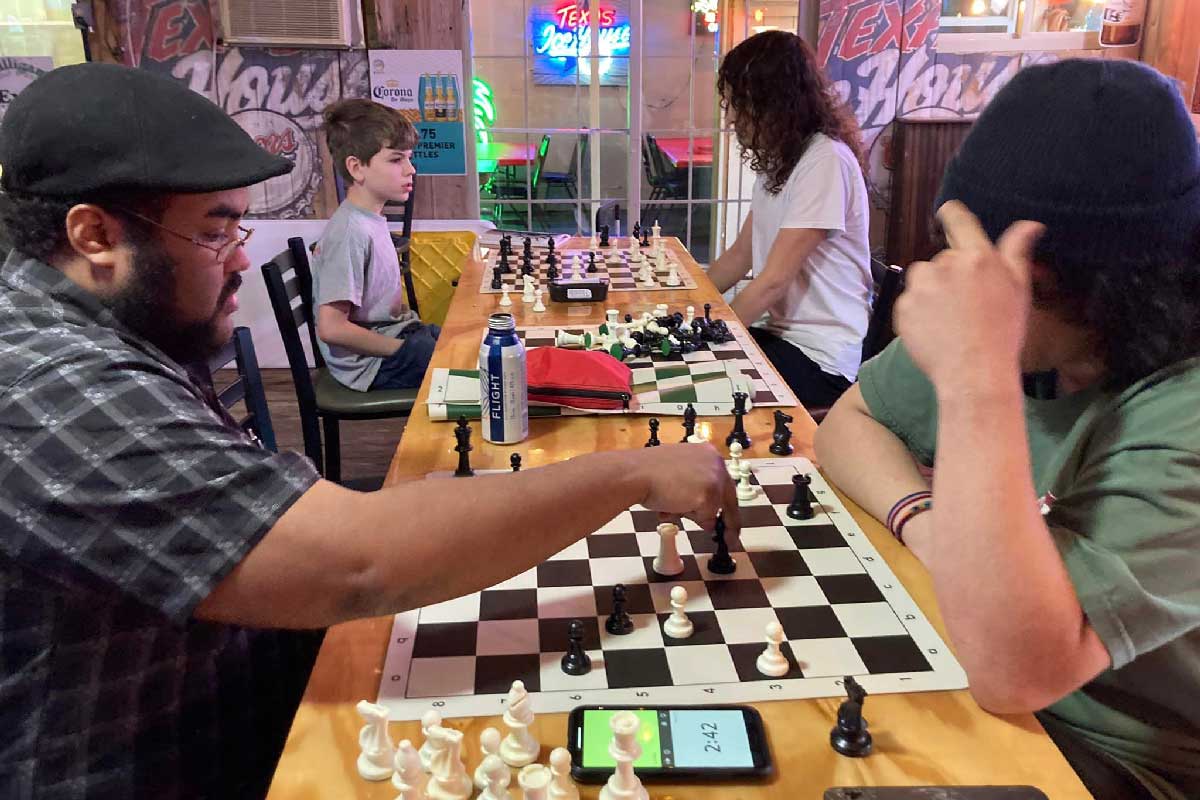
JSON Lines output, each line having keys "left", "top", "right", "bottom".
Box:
{"left": 0, "top": 62, "right": 293, "bottom": 197}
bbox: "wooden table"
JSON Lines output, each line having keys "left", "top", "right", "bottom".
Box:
{"left": 656, "top": 137, "right": 714, "bottom": 169}
{"left": 266, "top": 238, "right": 1092, "bottom": 799}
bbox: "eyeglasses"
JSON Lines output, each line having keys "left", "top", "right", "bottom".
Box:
{"left": 117, "top": 208, "right": 254, "bottom": 264}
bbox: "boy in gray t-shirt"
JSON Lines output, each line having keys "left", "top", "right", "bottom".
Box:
{"left": 313, "top": 99, "right": 439, "bottom": 391}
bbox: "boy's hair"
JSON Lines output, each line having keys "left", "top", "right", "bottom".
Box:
{"left": 323, "top": 99, "right": 418, "bottom": 183}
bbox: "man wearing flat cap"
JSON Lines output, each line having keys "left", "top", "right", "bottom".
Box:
{"left": 0, "top": 64, "right": 737, "bottom": 798}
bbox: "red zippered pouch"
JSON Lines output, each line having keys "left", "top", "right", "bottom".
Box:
{"left": 526, "top": 346, "right": 633, "bottom": 410}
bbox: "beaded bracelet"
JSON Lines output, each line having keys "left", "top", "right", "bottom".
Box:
{"left": 885, "top": 490, "right": 932, "bottom": 533}
{"left": 892, "top": 499, "right": 932, "bottom": 545}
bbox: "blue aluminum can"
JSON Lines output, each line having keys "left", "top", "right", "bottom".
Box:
{"left": 479, "top": 313, "right": 528, "bottom": 444}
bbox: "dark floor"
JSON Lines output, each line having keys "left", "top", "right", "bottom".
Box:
{"left": 224, "top": 370, "right": 407, "bottom": 490}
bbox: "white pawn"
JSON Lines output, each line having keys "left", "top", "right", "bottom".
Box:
{"left": 393, "top": 739, "right": 428, "bottom": 799}
{"left": 474, "top": 727, "right": 503, "bottom": 791}
{"left": 589, "top": 233, "right": 599, "bottom": 250}
{"left": 500, "top": 680, "right": 540, "bottom": 767}
{"left": 756, "top": 621, "right": 790, "bottom": 677}
{"left": 652, "top": 522, "right": 684, "bottom": 576}
{"left": 426, "top": 725, "right": 472, "bottom": 800}
{"left": 686, "top": 304, "right": 695, "bottom": 321}
{"left": 356, "top": 700, "right": 395, "bottom": 781}
{"left": 599, "top": 711, "right": 648, "bottom": 800}
{"left": 533, "top": 288, "right": 547, "bottom": 313}
{"left": 727, "top": 440, "right": 743, "bottom": 479}
{"left": 522, "top": 275, "right": 536, "bottom": 304}
{"left": 548, "top": 747, "right": 580, "bottom": 800}
{"left": 651, "top": 219, "right": 661, "bottom": 241}
{"left": 665, "top": 262, "right": 681, "bottom": 287}
{"left": 737, "top": 461, "right": 758, "bottom": 501}
{"left": 499, "top": 288, "right": 512, "bottom": 307}
{"left": 606, "top": 308, "right": 620, "bottom": 326}
{"left": 419, "top": 709, "right": 442, "bottom": 772}
{"left": 518, "top": 763, "right": 553, "bottom": 800}
{"left": 478, "top": 754, "right": 512, "bottom": 800}
{"left": 662, "top": 585, "right": 694, "bottom": 639}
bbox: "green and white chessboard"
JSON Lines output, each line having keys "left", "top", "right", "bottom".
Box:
{"left": 427, "top": 318, "right": 798, "bottom": 420}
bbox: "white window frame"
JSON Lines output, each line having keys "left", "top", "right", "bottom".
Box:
{"left": 937, "top": 0, "right": 1103, "bottom": 53}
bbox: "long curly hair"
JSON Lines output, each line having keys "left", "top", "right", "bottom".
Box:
{"left": 718, "top": 31, "right": 866, "bottom": 195}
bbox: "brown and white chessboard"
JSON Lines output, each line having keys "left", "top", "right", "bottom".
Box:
{"left": 479, "top": 246, "right": 698, "bottom": 294}
{"left": 376, "top": 457, "right": 967, "bottom": 720}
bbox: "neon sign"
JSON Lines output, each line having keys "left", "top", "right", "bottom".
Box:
{"left": 472, "top": 77, "right": 495, "bottom": 145}
{"left": 531, "top": 2, "right": 630, "bottom": 84}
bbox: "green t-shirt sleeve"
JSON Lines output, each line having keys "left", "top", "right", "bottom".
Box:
{"left": 856, "top": 338, "right": 939, "bottom": 466}
{"left": 1050, "top": 436, "right": 1200, "bottom": 670}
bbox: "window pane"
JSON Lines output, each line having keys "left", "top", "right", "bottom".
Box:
{"left": 474, "top": 57, "right": 528, "bottom": 130}
{"left": 472, "top": 0, "right": 528, "bottom": 57}
{"left": 939, "top": 0, "right": 1017, "bottom": 32}
{"left": 1028, "top": 0, "right": 1105, "bottom": 31}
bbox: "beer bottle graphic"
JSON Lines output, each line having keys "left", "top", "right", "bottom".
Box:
{"left": 423, "top": 73, "right": 436, "bottom": 121}
{"left": 434, "top": 72, "right": 447, "bottom": 120}
{"left": 446, "top": 75, "right": 460, "bottom": 122}
{"left": 1100, "top": 0, "right": 1145, "bottom": 47}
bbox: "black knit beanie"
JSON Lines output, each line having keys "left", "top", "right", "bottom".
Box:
{"left": 936, "top": 59, "right": 1200, "bottom": 276}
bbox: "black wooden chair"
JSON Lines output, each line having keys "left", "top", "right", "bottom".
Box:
{"left": 642, "top": 134, "right": 686, "bottom": 224}
{"left": 491, "top": 134, "right": 551, "bottom": 228}
{"left": 261, "top": 236, "right": 417, "bottom": 482}
{"left": 205, "top": 325, "right": 277, "bottom": 452}
{"left": 540, "top": 134, "right": 584, "bottom": 199}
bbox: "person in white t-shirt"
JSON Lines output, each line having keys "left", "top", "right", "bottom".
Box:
{"left": 707, "top": 30, "right": 873, "bottom": 409}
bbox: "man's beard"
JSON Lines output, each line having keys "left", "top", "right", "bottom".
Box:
{"left": 107, "top": 237, "right": 241, "bottom": 366}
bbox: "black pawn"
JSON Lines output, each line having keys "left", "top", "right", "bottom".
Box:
{"left": 830, "top": 676, "right": 873, "bottom": 757}
{"left": 453, "top": 416, "right": 474, "bottom": 477}
{"left": 587, "top": 251, "right": 598, "bottom": 273}
{"left": 725, "top": 392, "right": 751, "bottom": 449}
{"left": 704, "top": 303, "right": 712, "bottom": 323}
{"left": 640, "top": 229, "right": 650, "bottom": 248}
{"left": 645, "top": 418, "right": 661, "bottom": 447}
{"left": 491, "top": 265, "right": 503, "bottom": 290}
{"left": 632, "top": 221, "right": 641, "bottom": 240}
{"left": 605, "top": 584, "right": 634, "bottom": 635}
{"left": 681, "top": 403, "right": 697, "bottom": 443}
{"left": 707, "top": 514, "right": 737, "bottom": 574}
{"left": 510, "top": 453, "right": 522, "bottom": 472}
{"left": 561, "top": 619, "right": 592, "bottom": 675}
{"left": 599, "top": 225, "right": 610, "bottom": 248}
{"left": 523, "top": 236, "right": 532, "bottom": 256}
{"left": 769, "top": 410, "right": 794, "bottom": 456}
{"left": 787, "top": 474, "right": 814, "bottom": 520}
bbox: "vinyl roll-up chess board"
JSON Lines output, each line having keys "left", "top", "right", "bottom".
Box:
{"left": 480, "top": 247, "right": 698, "bottom": 294}
{"left": 376, "top": 457, "right": 967, "bottom": 721}
{"left": 426, "top": 318, "right": 798, "bottom": 419}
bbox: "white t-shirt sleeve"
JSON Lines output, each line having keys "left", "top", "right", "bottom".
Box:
{"left": 778, "top": 141, "right": 849, "bottom": 234}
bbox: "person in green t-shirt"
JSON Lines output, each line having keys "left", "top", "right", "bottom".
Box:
{"left": 814, "top": 60, "right": 1200, "bottom": 800}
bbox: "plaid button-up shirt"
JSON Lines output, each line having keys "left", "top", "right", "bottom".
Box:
{"left": 0, "top": 251, "right": 323, "bottom": 799}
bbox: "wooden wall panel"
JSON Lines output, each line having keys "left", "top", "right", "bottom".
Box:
{"left": 1141, "top": 0, "right": 1200, "bottom": 112}
{"left": 367, "top": 0, "right": 471, "bottom": 220}
{"left": 884, "top": 118, "right": 972, "bottom": 268}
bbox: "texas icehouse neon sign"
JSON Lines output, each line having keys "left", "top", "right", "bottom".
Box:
{"left": 534, "top": 2, "right": 631, "bottom": 77}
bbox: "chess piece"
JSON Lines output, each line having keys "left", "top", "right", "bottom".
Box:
{"left": 589, "top": 232, "right": 599, "bottom": 250}
{"left": 518, "top": 763, "right": 553, "bottom": 800}
{"left": 830, "top": 676, "right": 873, "bottom": 757}
{"left": 419, "top": 709, "right": 443, "bottom": 771}
{"left": 769, "top": 410, "right": 794, "bottom": 455}
{"left": 500, "top": 680, "right": 540, "bottom": 767}
{"left": 599, "top": 224, "right": 610, "bottom": 248}
{"left": 736, "top": 461, "right": 758, "bottom": 502}
{"left": 686, "top": 304, "right": 695, "bottom": 322}
{"left": 727, "top": 440, "right": 743, "bottom": 479}
{"left": 522, "top": 275, "right": 536, "bottom": 303}
{"left": 478, "top": 754, "right": 512, "bottom": 800}
{"left": 756, "top": 621, "right": 790, "bottom": 677}
{"left": 665, "top": 262, "right": 681, "bottom": 286}
{"left": 681, "top": 403, "right": 697, "bottom": 443}
{"left": 653, "top": 522, "right": 684, "bottom": 576}
{"left": 725, "top": 391, "right": 752, "bottom": 448}
{"left": 511, "top": 453, "right": 522, "bottom": 472}
{"left": 644, "top": 418, "right": 661, "bottom": 447}
{"left": 662, "top": 585, "right": 693, "bottom": 639}
{"left": 605, "top": 583, "right": 634, "bottom": 635}
{"left": 499, "top": 288, "right": 513, "bottom": 307}
{"left": 707, "top": 514, "right": 736, "bottom": 574}
{"left": 474, "top": 728, "right": 504, "bottom": 792}
{"left": 606, "top": 308, "right": 620, "bottom": 326}
{"left": 560, "top": 618, "right": 592, "bottom": 676}
{"left": 598, "top": 711, "right": 649, "bottom": 800}
{"left": 426, "top": 725, "right": 472, "bottom": 800}
{"left": 548, "top": 747, "right": 580, "bottom": 800}
{"left": 393, "top": 739, "right": 427, "bottom": 799}
{"left": 787, "top": 474, "right": 815, "bottom": 520}
{"left": 651, "top": 219, "right": 661, "bottom": 242}
{"left": 587, "top": 250, "right": 598, "bottom": 273}
{"left": 356, "top": 700, "right": 395, "bottom": 781}
{"left": 533, "top": 289, "right": 546, "bottom": 313}
{"left": 492, "top": 266, "right": 503, "bottom": 290}
{"left": 453, "top": 416, "right": 474, "bottom": 477}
